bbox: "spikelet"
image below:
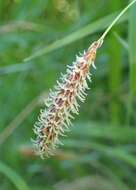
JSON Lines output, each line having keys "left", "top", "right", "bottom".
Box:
{"left": 32, "top": 39, "right": 103, "bottom": 158}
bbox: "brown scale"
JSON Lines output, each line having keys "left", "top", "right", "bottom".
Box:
{"left": 47, "top": 114, "right": 62, "bottom": 140}
{"left": 55, "top": 97, "right": 64, "bottom": 108}
{"left": 76, "top": 62, "right": 88, "bottom": 77}
{"left": 85, "top": 50, "right": 96, "bottom": 62}
{"left": 63, "top": 77, "right": 73, "bottom": 88}
{"left": 49, "top": 105, "right": 56, "bottom": 113}
{"left": 58, "top": 89, "right": 71, "bottom": 107}
{"left": 65, "top": 91, "right": 74, "bottom": 107}
{"left": 65, "top": 70, "right": 80, "bottom": 85}
{"left": 42, "top": 126, "right": 50, "bottom": 136}
{"left": 46, "top": 114, "right": 55, "bottom": 123}
{"left": 81, "top": 63, "right": 88, "bottom": 71}
{"left": 42, "top": 125, "right": 56, "bottom": 143}
{"left": 48, "top": 132, "right": 56, "bottom": 141}
{"left": 82, "top": 64, "right": 89, "bottom": 77}
{"left": 55, "top": 115, "right": 61, "bottom": 124}
{"left": 70, "top": 81, "right": 77, "bottom": 89}
{"left": 41, "top": 115, "right": 60, "bottom": 140}
{"left": 43, "top": 143, "right": 49, "bottom": 150}
{"left": 58, "top": 88, "right": 65, "bottom": 95}
{"left": 77, "top": 61, "right": 89, "bottom": 79}
{"left": 47, "top": 111, "right": 62, "bottom": 128}
{"left": 73, "top": 72, "right": 80, "bottom": 81}
{"left": 67, "top": 72, "right": 80, "bottom": 85}
{"left": 65, "top": 82, "right": 73, "bottom": 89}
{"left": 64, "top": 72, "right": 81, "bottom": 107}
{"left": 65, "top": 89, "right": 71, "bottom": 96}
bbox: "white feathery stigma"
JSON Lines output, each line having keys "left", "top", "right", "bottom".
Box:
{"left": 32, "top": 40, "right": 102, "bottom": 158}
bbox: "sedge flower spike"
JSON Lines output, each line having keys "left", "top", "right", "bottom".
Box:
{"left": 32, "top": 0, "right": 136, "bottom": 158}
{"left": 33, "top": 39, "right": 103, "bottom": 158}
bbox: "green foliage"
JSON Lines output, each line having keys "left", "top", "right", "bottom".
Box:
{"left": 127, "top": 0, "right": 136, "bottom": 124}
{"left": 0, "top": 0, "right": 136, "bottom": 190}
{"left": 0, "top": 161, "right": 30, "bottom": 190}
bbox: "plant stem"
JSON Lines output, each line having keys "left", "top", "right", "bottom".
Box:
{"left": 99, "top": 0, "right": 136, "bottom": 42}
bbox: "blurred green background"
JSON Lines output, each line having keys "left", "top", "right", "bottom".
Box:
{"left": 0, "top": 0, "right": 136, "bottom": 190}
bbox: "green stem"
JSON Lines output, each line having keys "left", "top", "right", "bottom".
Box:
{"left": 99, "top": 0, "right": 136, "bottom": 42}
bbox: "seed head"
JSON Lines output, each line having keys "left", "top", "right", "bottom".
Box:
{"left": 32, "top": 40, "right": 102, "bottom": 158}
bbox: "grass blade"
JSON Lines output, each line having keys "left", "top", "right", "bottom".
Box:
{"left": 63, "top": 139, "right": 136, "bottom": 168}
{"left": 129, "top": 2, "right": 136, "bottom": 95}
{"left": 24, "top": 11, "right": 128, "bottom": 62}
{"left": 127, "top": 0, "right": 136, "bottom": 124}
{"left": 0, "top": 161, "right": 30, "bottom": 190}
{"left": 113, "top": 32, "right": 129, "bottom": 51}
{"left": 108, "top": 2, "right": 122, "bottom": 124}
{"left": 71, "top": 122, "right": 136, "bottom": 143}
